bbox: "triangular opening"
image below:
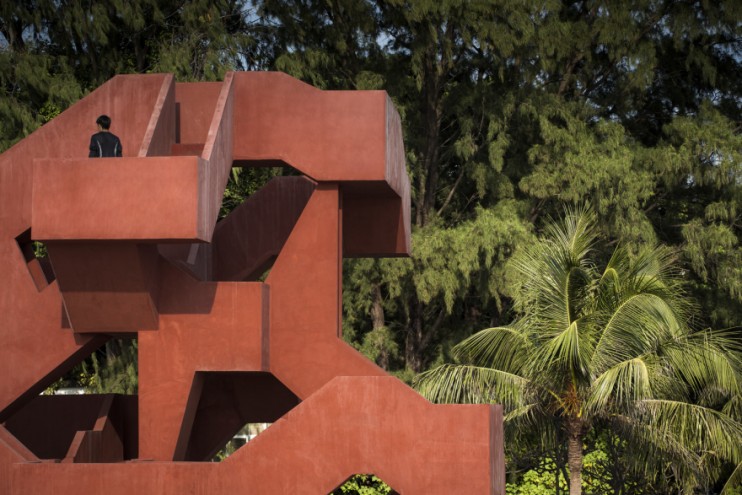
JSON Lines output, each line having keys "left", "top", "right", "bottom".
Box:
{"left": 329, "top": 474, "right": 400, "bottom": 495}
{"left": 219, "top": 165, "right": 302, "bottom": 220}
{"left": 15, "top": 228, "right": 55, "bottom": 291}
{"left": 185, "top": 371, "right": 300, "bottom": 462}
{"left": 211, "top": 173, "right": 315, "bottom": 282}
{"left": 212, "top": 422, "right": 271, "bottom": 461}
{"left": 4, "top": 338, "right": 138, "bottom": 462}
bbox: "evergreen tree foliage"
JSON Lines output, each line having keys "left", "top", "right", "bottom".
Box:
{"left": 250, "top": 0, "right": 741, "bottom": 382}
{"left": 0, "top": 0, "right": 258, "bottom": 150}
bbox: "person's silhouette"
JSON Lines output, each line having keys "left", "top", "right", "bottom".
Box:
{"left": 89, "top": 114, "right": 122, "bottom": 157}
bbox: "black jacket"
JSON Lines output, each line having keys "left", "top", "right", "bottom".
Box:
{"left": 89, "top": 131, "right": 123, "bottom": 157}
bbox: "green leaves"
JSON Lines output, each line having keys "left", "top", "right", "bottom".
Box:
{"left": 452, "top": 325, "right": 532, "bottom": 374}
{"left": 0, "top": 48, "right": 82, "bottom": 151}
{"left": 590, "top": 357, "right": 652, "bottom": 412}
{"left": 415, "top": 363, "right": 530, "bottom": 409}
{"left": 332, "top": 474, "right": 394, "bottom": 495}
{"left": 2, "top": 1, "right": 740, "bottom": 488}
{"left": 0, "top": 0, "right": 261, "bottom": 151}
{"left": 416, "top": 209, "right": 742, "bottom": 491}
{"left": 636, "top": 399, "right": 742, "bottom": 461}
{"left": 412, "top": 201, "right": 532, "bottom": 312}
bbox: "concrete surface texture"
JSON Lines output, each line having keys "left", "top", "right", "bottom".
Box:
{"left": 0, "top": 71, "right": 505, "bottom": 494}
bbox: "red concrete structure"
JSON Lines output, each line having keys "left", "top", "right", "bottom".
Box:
{"left": 0, "top": 72, "right": 504, "bottom": 494}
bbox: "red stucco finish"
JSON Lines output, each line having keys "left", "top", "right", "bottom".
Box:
{"left": 0, "top": 72, "right": 505, "bottom": 494}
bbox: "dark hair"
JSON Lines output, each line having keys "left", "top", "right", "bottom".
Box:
{"left": 96, "top": 114, "right": 112, "bottom": 130}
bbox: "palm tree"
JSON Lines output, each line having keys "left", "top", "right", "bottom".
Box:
{"left": 415, "top": 208, "right": 742, "bottom": 495}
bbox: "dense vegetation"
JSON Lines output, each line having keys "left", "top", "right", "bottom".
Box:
{"left": 2, "top": 1, "right": 740, "bottom": 493}
{"left": 417, "top": 208, "right": 742, "bottom": 494}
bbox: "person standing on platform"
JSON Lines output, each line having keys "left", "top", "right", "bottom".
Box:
{"left": 89, "top": 114, "right": 123, "bottom": 157}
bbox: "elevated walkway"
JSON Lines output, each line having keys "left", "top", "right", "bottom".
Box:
{"left": 0, "top": 72, "right": 502, "bottom": 494}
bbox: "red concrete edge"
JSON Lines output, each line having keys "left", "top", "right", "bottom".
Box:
{"left": 0, "top": 334, "right": 109, "bottom": 423}
{"left": 0, "top": 425, "right": 39, "bottom": 463}
{"left": 231, "top": 72, "right": 386, "bottom": 182}
{"left": 201, "top": 73, "right": 234, "bottom": 163}
{"left": 172, "top": 373, "right": 205, "bottom": 461}
{"left": 5, "top": 377, "right": 500, "bottom": 494}
{"left": 261, "top": 283, "right": 270, "bottom": 371}
{"left": 174, "top": 82, "right": 223, "bottom": 145}
{"left": 384, "top": 94, "right": 409, "bottom": 200}
{"left": 385, "top": 94, "right": 411, "bottom": 253}
{"left": 199, "top": 73, "right": 235, "bottom": 239}
{"left": 31, "top": 157, "right": 208, "bottom": 241}
{"left": 138, "top": 74, "right": 175, "bottom": 157}
{"left": 490, "top": 404, "right": 506, "bottom": 495}
{"left": 222, "top": 375, "right": 500, "bottom": 494}
{"left": 137, "top": 274, "right": 266, "bottom": 461}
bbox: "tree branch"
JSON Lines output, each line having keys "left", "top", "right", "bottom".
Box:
{"left": 437, "top": 165, "right": 466, "bottom": 217}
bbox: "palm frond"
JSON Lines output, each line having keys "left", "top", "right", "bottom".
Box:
{"left": 660, "top": 340, "right": 741, "bottom": 399}
{"left": 504, "top": 403, "right": 538, "bottom": 422}
{"left": 509, "top": 245, "right": 576, "bottom": 332}
{"left": 722, "top": 394, "right": 742, "bottom": 422}
{"left": 592, "top": 292, "right": 685, "bottom": 372}
{"left": 696, "top": 386, "right": 737, "bottom": 410}
{"left": 542, "top": 205, "right": 598, "bottom": 263}
{"left": 535, "top": 319, "right": 592, "bottom": 379}
{"left": 611, "top": 413, "right": 703, "bottom": 487}
{"left": 721, "top": 461, "right": 742, "bottom": 495}
{"left": 588, "top": 357, "right": 652, "bottom": 412}
{"left": 414, "top": 363, "right": 530, "bottom": 411}
{"left": 413, "top": 207, "right": 741, "bottom": 494}
{"left": 602, "top": 245, "right": 632, "bottom": 282}
{"left": 565, "top": 264, "right": 593, "bottom": 325}
{"left": 636, "top": 399, "right": 742, "bottom": 461}
{"left": 451, "top": 326, "right": 533, "bottom": 374}
{"left": 622, "top": 244, "right": 697, "bottom": 323}
{"left": 629, "top": 244, "right": 683, "bottom": 285}
{"left": 508, "top": 207, "right": 598, "bottom": 333}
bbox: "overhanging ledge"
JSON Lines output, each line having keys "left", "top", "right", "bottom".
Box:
{"left": 32, "top": 156, "right": 209, "bottom": 242}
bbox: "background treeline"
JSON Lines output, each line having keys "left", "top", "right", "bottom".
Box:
{"left": 2, "top": 1, "right": 740, "bottom": 493}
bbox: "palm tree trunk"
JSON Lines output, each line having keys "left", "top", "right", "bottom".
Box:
{"left": 567, "top": 418, "right": 583, "bottom": 495}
